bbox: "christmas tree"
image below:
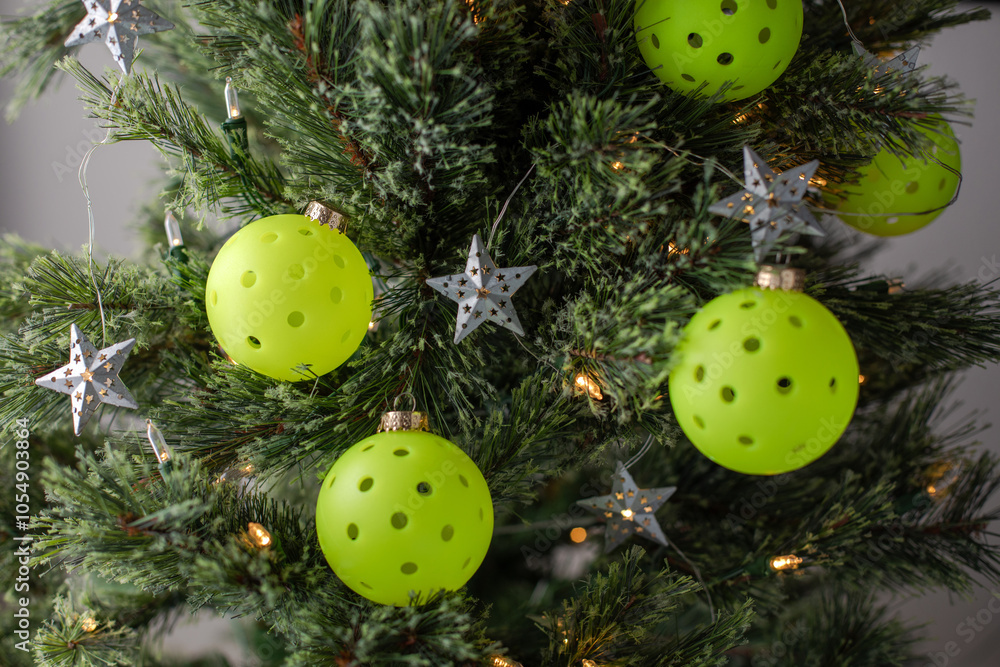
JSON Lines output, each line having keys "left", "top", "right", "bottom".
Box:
{"left": 2, "top": 0, "right": 1000, "bottom": 665}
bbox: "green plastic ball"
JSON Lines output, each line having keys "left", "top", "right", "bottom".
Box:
{"left": 634, "top": 0, "right": 803, "bottom": 101}
{"left": 315, "top": 430, "right": 494, "bottom": 606}
{"left": 205, "top": 214, "right": 373, "bottom": 381}
{"left": 836, "top": 118, "right": 961, "bottom": 236}
{"left": 668, "top": 288, "right": 859, "bottom": 475}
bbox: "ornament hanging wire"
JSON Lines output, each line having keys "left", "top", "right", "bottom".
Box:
{"left": 487, "top": 163, "right": 535, "bottom": 249}
{"left": 77, "top": 76, "right": 127, "bottom": 344}
{"left": 619, "top": 433, "right": 716, "bottom": 623}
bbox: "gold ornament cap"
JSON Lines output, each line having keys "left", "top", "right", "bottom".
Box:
{"left": 377, "top": 393, "right": 430, "bottom": 433}
{"left": 754, "top": 265, "right": 806, "bottom": 292}
{"left": 304, "top": 201, "right": 348, "bottom": 233}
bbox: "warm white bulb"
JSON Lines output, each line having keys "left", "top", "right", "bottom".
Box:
{"left": 164, "top": 211, "right": 183, "bottom": 248}
{"left": 145, "top": 420, "right": 171, "bottom": 463}
{"left": 224, "top": 77, "right": 242, "bottom": 120}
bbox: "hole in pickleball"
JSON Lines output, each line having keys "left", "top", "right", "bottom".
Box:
{"left": 401, "top": 562, "right": 418, "bottom": 574}
{"left": 347, "top": 523, "right": 358, "bottom": 540}
{"left": 721, "top": 0, "right": 737, "bottom": 14}
{"left": 906, "top": 181, "right": 919, "bottom": 194}
{"left": 721, "top": 386, "right": 736, "bottom": 402}
{"left": 330, "top": 287, "right": 343, "bottom": 303}
{"left": 740, "top": 301, "right": 756, "bottom": 309}
{"left": 777, "top": 377, "right": 792, "bottom": 394}
{"left": 442, "top": 525, "right": 454, "bottom": 541}
{"left": 789, "top": 315, "right": 803, "bottom": 328}
{"left": 759, "top": 27, "right": 771, "bottom": 43}
{"left": 210, "top": 290, "right": 218, "bottom": 306}
{"left": 287, "top": 263, "right": 304, "bottom": 280}
{"left": 394, "top": 448, "right": 409, "bottom": 457}
{"left": 326, "top": 474, "right": 336, "bottom": 489}
{"left": 651, "top": 33, "right": 660, "bottom": 49}
{"left": 298, "top": 228, "right": 313, "bottom": 236}
{"left": 743, "top": 337, "right": 760, "bottom": 352}
{"left": 693, "top": 415, "right": 705, "bottom": 429}
{"left": 459, "top": 474, "right": 469, "bottom": 487}
{"left": 340, "top": 329, "right": 352, "bottom": 343}
{"left": 682, "top": 73, "right": 696, "bottom": 82}
{"left": 287, "top": 311, "right": 304, "bottom": 327}
{"left": 417, "top": 482, "right": 432, "bottom": 495}
{"left": 241, "top": 271, "right": 256, "bottom": 288}
{"left": 260, "top": 232, "right": 277, "bottom": 243}
{"left": 738, "top": 435, "right": 754, "bottom": 445}
{"left": 462, "top": 557, "right": 471, "bottom": 569}
{"left": 695, "top": 365, "right": 705, "bottom": 382}
{"left": 247, "top": 336, "right": 261, "bottom": 349}
{"left": 688, "top": 33, "right": 703, "bottom": 48}
{"left": 391, "top": 512, "right": 408, "bottom": 529}
{"left": 359, "top": 477, "right": 374, "bottom": 492}
{"left": 333, "top": 255, "right": 346, "bottom": 269}
{"left": 708, "top": 319, "right": 722, "bottom": 330}
{"left": 717, "top": 52, "right": 734, "bottom": 65}
{"left": 766, "top": 0, "right": 777, "bottom": 8}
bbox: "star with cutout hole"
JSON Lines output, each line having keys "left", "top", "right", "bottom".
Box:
{"left": 426, "top": 234, "right": 537, "bottom": 344}
{"left": 35, "top": 324, "right": 139, "bottom": 435}
{"left": 709, "top": 146, "right": 824, "bottom": 262}
{"left": 64, "top": 0, "right": 174, "bottom": 75}
{"left": 853, "top": 43, "right": 920, "bottom": 79}
{"left": 576, "top": 462, "right": 676, "bottom": 552}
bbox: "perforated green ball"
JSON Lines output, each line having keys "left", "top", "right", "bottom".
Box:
{"left": 835, "top": 117, "right": 961, "bottom": 236}
{"left": 315, "top": 430, "right": 494, "bottom": 606}
{"left": 205, "top": 214, "right": 373, "bottom": 381}
{"left": 668, "top": 288, "right": 859, "bottom": 475}
{"left": 634, "top": 0, "right": 802, "bottom": 102}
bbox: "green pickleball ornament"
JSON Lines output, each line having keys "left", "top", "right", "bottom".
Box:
{"left": 835, "top": 117, "right": 961, "bottom": 236}
{"left": 205, "top": 205, "right": 373, "bottom": 381}
{"left": 668, "top": 284, "right": 859, "bottom": 475}
{"left": 634, "top": 0, "right": 803, "bottom": 102}
{"left": 315, "top": 412, "right": 494, "bottom": 606}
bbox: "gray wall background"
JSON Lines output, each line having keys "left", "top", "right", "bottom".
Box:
{"left": 1, "top": 1, "right": 998, "bottom": 664}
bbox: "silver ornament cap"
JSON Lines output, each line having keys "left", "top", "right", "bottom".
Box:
{"left": 304, "top": 201, "right": 348, "bottom": 233}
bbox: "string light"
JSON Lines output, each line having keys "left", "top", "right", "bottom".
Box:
{"left": 887, "top": 279, "right": 905, "bottom": 295}
{"left": 164, "top": 211, "right": 184, "bottom": 248}
{"left": 573, "top": 373, "right": 603, "bottom": 400}
{"left": 81, "top": 617, "right": 97, "bottom": 632}
{"left": 145, "top": 420, "right": 171, "bottom": 464}
{"left": 926, "top": 461, "right": 958, "bottom": 498}
{"left": 224, "top": 77, "right": 242, "bottom": 120}
{"left": 570, "top": 527, "right": 587, "bottom": 543}
{"left": 582, "top": 660, "right": 599, "bottom": 667}
{"left": 769, "top": 554, "right": 803, "bottom": 571}
{"left": 489, "top": 656, "right": 523, "bottom": 667}
{"left": 858, "top": 374, "right": 867, "bottom": 385}
{"left": 247, "top": 522, "right": 272, "bottom": 548}
{"left": 620, "top": 508, "right": 634, "bottom": 520}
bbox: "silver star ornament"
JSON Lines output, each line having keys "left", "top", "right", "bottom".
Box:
{"left": 65, "top": 0, "right": 174, "bottom": 75}
{"left": 709, "top": 146, "right": 824, "bottom": 262}
{"left": 852, "top": 43, "right": 920, "bottom": 78}
{"left": 426, "top": 234, "right": 537, "bottom": 344}
{"left": 35, "top": 324, "right": 139, "bottom": 435}
{"left": 576, "top": 462, "right": 676, "bottom": 553}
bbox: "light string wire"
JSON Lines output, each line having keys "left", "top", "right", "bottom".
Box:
{"left": 77, "top": 74, "right": 127, "bottom": 345}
